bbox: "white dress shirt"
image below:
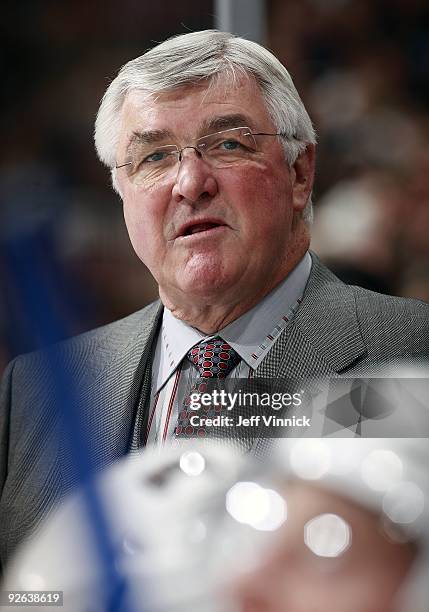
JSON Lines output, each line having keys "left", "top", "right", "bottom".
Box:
{"left": 145, "top": 252, "right": 312, "bottom": 446}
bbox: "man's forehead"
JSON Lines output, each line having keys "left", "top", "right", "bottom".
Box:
{"left": 119, "top": 75, "right": 267, "bottom": 136}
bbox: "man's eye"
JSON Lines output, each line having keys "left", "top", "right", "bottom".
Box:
{"left": 219, "top": 139, "right": 242, "bottom": 151}
{"left": 143, "top": 150, "right": 170, "bottom": 163}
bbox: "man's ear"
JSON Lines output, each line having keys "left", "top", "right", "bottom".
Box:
{"left": 291, "top": 144, "right": 316, "bottom": 212}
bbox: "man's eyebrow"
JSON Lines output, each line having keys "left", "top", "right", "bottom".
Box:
{"left": 125, "top": 115, "right": 251, "bottom": 153}
{"left": 200, "top": 114, "right": 252, "bottom": 133}
{"left": 126, "top": 129, "right": 173, "bottom": 152}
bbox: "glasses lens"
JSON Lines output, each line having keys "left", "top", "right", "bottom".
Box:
{"left": 197, "top": 128, "right": 258, "bottom": 166}
{"left": 126, "top": 145, "right": 179, "bottom": 185}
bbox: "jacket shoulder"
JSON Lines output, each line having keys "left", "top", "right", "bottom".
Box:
{"left": 64, "top": 300, "right": 161, "bottom": 347}
{"left": 6, "top": 300, "right": 162, "bottom": 382}
{"left": 351, "top": 285, "right": 429, "bottom": 356}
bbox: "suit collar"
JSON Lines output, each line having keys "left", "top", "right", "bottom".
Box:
{"left": 256, "top": 253, "right": 367, "bottom": 378}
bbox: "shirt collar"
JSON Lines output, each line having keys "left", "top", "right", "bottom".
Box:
{"left": 155, "top": 252, "right": 312, "bottom": 392}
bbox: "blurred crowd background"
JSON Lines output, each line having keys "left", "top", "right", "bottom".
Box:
{"left": 1, "top": 0, "right": 428, "bottom": 375}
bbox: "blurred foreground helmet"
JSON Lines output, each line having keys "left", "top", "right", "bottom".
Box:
{"left": 3, "top": 443, "right": 253, "bottom": 612}
{"left": 8, "top": 435, "right": 428, "bottom": 612}
{"left": 267, "top": 436, "right": 429, "bottom": 612}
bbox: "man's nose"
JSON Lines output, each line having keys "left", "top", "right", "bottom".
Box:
{"left": 171, "top": 148, "right": 218, "bottom": 204}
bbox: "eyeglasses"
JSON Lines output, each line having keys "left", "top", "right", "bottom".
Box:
{"left": 115, "top": 126, "right": 292, "bottom": 187}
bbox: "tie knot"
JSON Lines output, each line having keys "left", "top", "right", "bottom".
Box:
{"left": 187, "top": 336, "right": 240, "bottom": 378}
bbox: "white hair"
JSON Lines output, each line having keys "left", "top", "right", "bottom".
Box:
{"left": 94, "top": 29, "right": 316, "bottom": 221}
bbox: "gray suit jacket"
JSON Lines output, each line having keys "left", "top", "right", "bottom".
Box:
{"left": 1, "top": 255, "right": 428, "bottom": 569}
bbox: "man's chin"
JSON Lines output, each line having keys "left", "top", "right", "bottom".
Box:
{"left": 161, "top": 269, "right": 239, "bottom": 304}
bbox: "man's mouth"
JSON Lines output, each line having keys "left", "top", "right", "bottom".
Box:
{"left": 177, "top": 219, "right": 226, "bottom": 238}
{"left": 183, "top": 222, "right": 221, "bottom": 236}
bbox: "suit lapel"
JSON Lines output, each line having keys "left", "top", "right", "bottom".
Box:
{"left": 61, "top": 302, "right": 163, "bottom": 483}
{"left": 250, "top": 255, "right": 367, "bottom": 457}
{"left": 255, "top": 254, "right": 367, "bottom": 379}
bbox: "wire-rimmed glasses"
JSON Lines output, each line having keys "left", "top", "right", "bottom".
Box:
{"left": 115, "top": 126, "right": 290, "bottom": 187}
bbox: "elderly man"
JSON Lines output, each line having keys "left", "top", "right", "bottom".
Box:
{"left": 0, "top": 30, "right": 428, "bottom": 570}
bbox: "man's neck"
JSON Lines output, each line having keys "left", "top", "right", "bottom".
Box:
{"left": 161, "top": 243, "right": 309, "bottom": 334}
